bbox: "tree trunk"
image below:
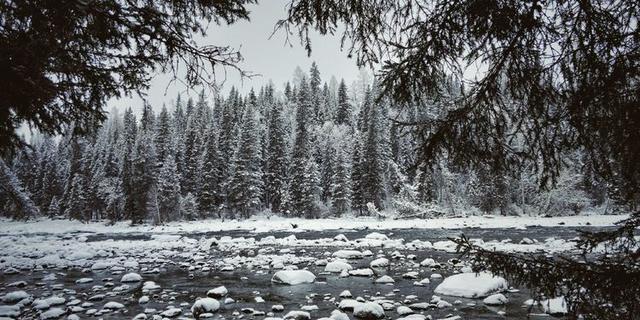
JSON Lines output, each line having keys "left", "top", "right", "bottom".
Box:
{"left": 0, "top": 158, "right": 40, "bottom": 219}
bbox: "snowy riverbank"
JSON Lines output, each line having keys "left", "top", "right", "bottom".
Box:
{"left": 0, "top": 216, "right": 612, "bottom": 319}
{"left": 0, "top": 213, "right": 627, "bottom": 235}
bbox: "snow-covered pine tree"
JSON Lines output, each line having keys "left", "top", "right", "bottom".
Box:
{"left": 331, "top": 148, "right": 351, "bottom": 215}
{"left": 319, "top": 140, "right": 335, "bottom": 202}
{"left": 129, "top": 131, "right": 158, "bottom": 224}
{"left": 218, "top": 89, "right": 239, "bottom": 189}
{"left": 0, "top": 158, "right": 40, "bottom": 219}
{"left": 156, "top": 104, "right": 172, "bottom": 165}
{"left": 121, "top": 108, "right": 137, "bottom": 221}
{"left": 199, "top": 125, "right": 223, "bottom": 215}
{"left": 362, "top": 89, "right": 386, "bottom": 210}
{"left": 264, "top": 101, "right": 288, "bottom": 213}
{"left": 181, "top": 115, "right": 201, "bottom": 196}
{"left": 290, "top": 77, "right": 320, "bottom": 217}
{"left": 172, "top": 95, "right": 187, "bottom": 181}
{"left": 157, "top": 154, "right": 181, "bottom": 223}
{"left": 140, "top": 102, "right": 155, "bottom": 132}
{"left": 309, "top": 62, "right": 324, "bottom": 124}
{"left": 227, "top": 104, "right": 264, "bottom": 218}
{"left": 301, "top": 160, "right": 322, "bottom": 217}
{"left": 321, "top": 83, "right": 334, "bottom": 122}
{"left": 335, "top": 79, "right": 352, "bottom": 126}
{"left": 64, "top": 173, "right": 89, "bottom": 221}
{"left": 351, "top": 133, "right": 365, "bottom": 215}
{"left": 46, "top": 195, "right": 60, "bottom": 217}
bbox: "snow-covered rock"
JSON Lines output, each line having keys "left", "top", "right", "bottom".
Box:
{"left": 142, "top": 281, "right": 161, "bottom": 292}
{"left": 2, "top": 290, "right": 30, "bottom": 303}
{"left": 191, "top": 298, "right": 220, "bottom": 317}
{"left": 397, "top": 315, "right": 426, "bottom": 320}
{"left": 374, "top": 275, "right": 395, "bottom": 284}
{"left": 397, "top": 306, "right": 414, "bottom": 315}
{"left": 161, "top": 307, "right": 182, "bottom": 317}
{"left": 353, "top": 302, "right": 385, "bottom": 319}
{"left": 338, "top": 299, "right": 360, "bottom": 311}
{"left": 332, "top": 250, "right": 363, "bottom": 259}
{"left": 365, "top": 233, "right": 389, "bottom": 241}
{"left": 330, "top": 310, "right": 350, "bottom": 320}
{"left": 0, "top": 305, "right": 21, "bottom": 318}
{"left": 420, "top": 258, "right": 436, "bottom": 266}
{"left": 271, "top": 270, "right": 316, "bottom": 285}
{"left": 483, "top": 293, "right": 508, "bottom": 305}
{"left": 301, "top": 305, "right": 318, "bottom": 311}
{"left": 334, "top": 234, "right": 349, "bottom": 242}
{"left": 283, "top": 310, "right": 311, "bottom": 320}
{"left": 75, "top": 277, "right": 93, "bottom": 284}
{"left": 40, "top": 307, "right": 65, "bottom": 319}
{"left": 104, "top": 301, "right": 125, "bottom": 309}
{"left": 434, "top": 272, "right": 508, "bottom": 298}
{"left": 349, "top": 268, "right": 374, "bottom": 277}
{"left": 413, "top": 278, "right": 430, "bottom": 286}
{"left": 120, "top": 272, "right": 142, "bottom": 282}
{"left": 325, "top": 260, "right": 353, "bottom": 273}
{"left": 369, "top": 258, "right": 389, "bottom": 268}
{"left": 339, "top": 290, "right": 352, "bottom": 298}
{"left": 207, "top": 286, "right": 228, "bottom": 298}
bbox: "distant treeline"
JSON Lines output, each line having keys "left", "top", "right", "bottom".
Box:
{"left": 1, "top": 64, "right": 615, "bottom": 223}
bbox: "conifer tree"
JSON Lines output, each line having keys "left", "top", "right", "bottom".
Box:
{"left": 228, "top": 106, "right": 264, "bottom": 217}
{"left": 264, "top": 102, "right": 288, "bottom": 213}
{"left": 157, "top": 154, "right": 181, "bottom": 223}
{"left": 335, "top": 79, "right": 352, "bottom": 126}
{"left": 331, "top": 149, "right": 351, "bottom": 215}
{"left": 199, "top": 126, "right": 223, "bottom": 215}
{"left": 181, "top": 115, "right": 201, "bottom": 196}
{"left": 65, "top": 173, "right": 89, "bottom": 221}
{"left": 121, "top": 108, "right": 137, "bottom": 220}
{"left": 320, "top": 142, "right": 335, "bottom": 202}
{"left": 290, "top": 78, "right": 318, "bottom": 216}
{"left": 309, "top": 62, "right": 323, "bottom": 124}
{"left": 129, "top": 131, "right": 158, "bottom": 224}
{"left": 351, "top": 135, "right": 365, "bottom": 214}
{"left": 362, "top": 90, "right": 386, "bottom": 210}
{"left": 156, "top": 104, "right": 172, "bottom": 165}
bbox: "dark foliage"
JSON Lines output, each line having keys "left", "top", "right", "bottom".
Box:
{"left": 0, "top": 0, "right": 255, "bottom": 155}
{"left": 453, "top": 211, "right": 640, "bottom": 318}
{"left": 279, "top": 0, "right": 640, "bottom": 318}
{"left": 279, "top": 0, "right": 640, "bottom": 203}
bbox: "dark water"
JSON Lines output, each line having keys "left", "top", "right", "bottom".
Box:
{"left": 1, "top": 226, "right": 611, "bottom": 320}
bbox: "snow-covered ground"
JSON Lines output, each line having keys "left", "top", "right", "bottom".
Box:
{"left": 0, "top": 214, "right": 626, "bottom": 319}
{"left": 0, "top": 213, "right": 626, "bottom": 235}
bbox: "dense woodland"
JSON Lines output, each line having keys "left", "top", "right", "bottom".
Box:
{"left": 0, "top": 64, "right": 615, "bottom": 223}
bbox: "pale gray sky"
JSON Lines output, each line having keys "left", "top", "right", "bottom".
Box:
{"left": 109, "top": 2, "right": 365, "bottom": 113}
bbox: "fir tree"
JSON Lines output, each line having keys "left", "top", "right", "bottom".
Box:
{"left": 335, "top": 79, "right": 351, "bottom": 126}
{"left": 199, "top": 126, "right": 223, "bottom": 215}
{"left": 362, "top": 90, "right": 386, "bottom": 210}
{"left": 309, "top": 62, "right": 323, "bottom": 124}
{"left": 181, "top": 115, "right": 201, "bottom": 196}
{"left": 331, "top": 149, "right": 351, "bottom": 215}
{"left": 290, "top": 78, "right": 319, "bottom": 216}
{"left": 228, "top": 106, "right": 264, "bottom": 217}
{"left": 351, "top": 135, "right": 365, "bottom": 214}
{"left": 264, "top": 102, "right": 288, "bottom": 213}
{"left": 157, "top": 154, "right": 181, "bottom": 223}
{"left": 65, "top": 173, "right": 89, "bottom": 221}
{"left": 156, "top": 104, "right": 172, "bottom": 164}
